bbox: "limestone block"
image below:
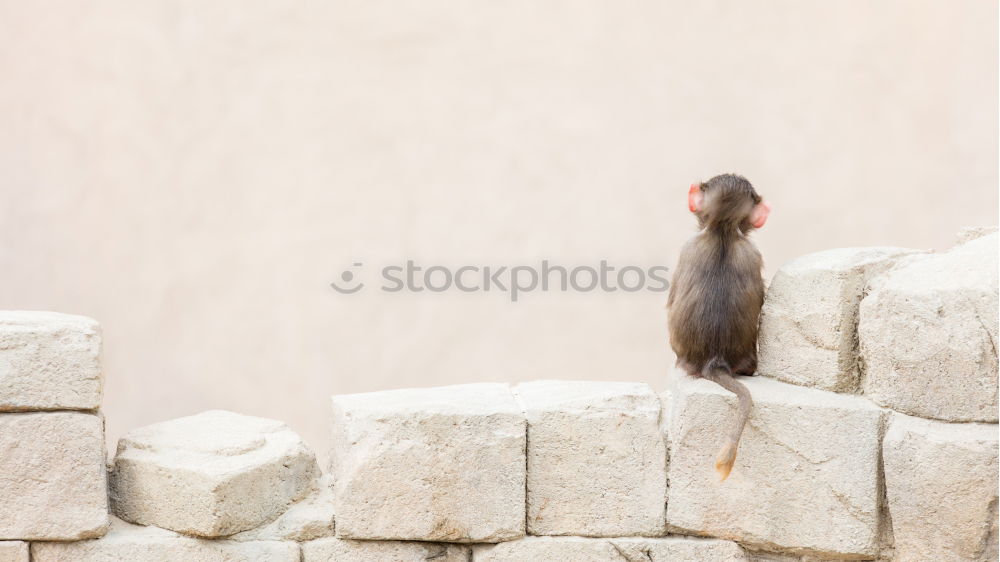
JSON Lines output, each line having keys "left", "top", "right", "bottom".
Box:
{"left": 0, "top": 412, "right": 108, "bottom": 540}
{"left": 664, "top": 371, "right": 883, "bottom": 558}
{"left": 513, "top": 380, "right": 666, "bottom": 537}
{"left": 883, "top": 413, "right": 999, "bottom": 561}
{"left": 860, "top": 233, "right": 999, "bottom": 422}
{"left": 31, "top": 518, "right": 300, "bottom": 562}
{"left": 472, "top": 536, "right": 749, "bottom": 561}
{"left": 758, "top": 247, "right": 921, "bottom": 392}
{"left": 302, "top": 537, "right": 470, "bottom": 561}
{"left": 0, "top": 311, "right": 102, "bottom": 410}
{"left": 110, "top": 410, "right": 320, "bottom": 537}
{"left": 330, "top": 383, "right": 525, "bottom": 542}
{"left": 231, "top": 474, "right": 335, "bottom": 542}
{"left": 0, "top": 542, "right": 28, "bottom": 562}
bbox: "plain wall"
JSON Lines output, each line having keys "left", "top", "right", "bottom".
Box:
{"left": 1, "top": 0, "right": 996, "bottom": 460}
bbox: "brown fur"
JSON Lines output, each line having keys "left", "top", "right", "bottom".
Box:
{"left": 667, "top": 173, "right": 766, "bottom": 480}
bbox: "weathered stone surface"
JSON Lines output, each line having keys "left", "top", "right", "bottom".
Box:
{"left": 860, "top": 233, "right": 999, "bottom": 422}
{"left": 0, "top": 542, "right": 28, "bottom": 562}
{"left": 231, "top": 474, "right": 335, "bottom": 542}
{"left": 472, "top": 536, "right": 749, "bottom": 561}
{"left": 0, "top": 412, "right": 108, "bottom": 540}
{"left": 955, "top": 225, "right": 997, "bottom": 245}
{"left": 665, "top": 370, "right": 883, "bottom": 558}
{"left": 302, "top": 537, "right": 469, "bottom": 561}
{"left": 758, "top": 247, "right": 921, "bottom": 392}
{"left": 331, "top": 383, "right": 525, "bottom": 542}
{"left": 513, "top": 380, "right": 666, "bottom": 537}
{"left": 883, "top": 413, "right": 999, "bottom": 562}
{"left": 745, "top": 554, "right": 842, "bottom": 562}
{"left": 0, "top": 311, "right": 102, "bottom": 411}
{"left": 611, "top": 537, "right": 750, "bottom": 561}
{"left": 744, "top": 552, "right": 801, "bottom": 562}
{"left": 110, "top": 410, "right": 320, "bottom": 538}
{"left": 473, "top": 537, "right": 615, "bottom": 561}
{"left": 32, "top": 518, "right": 300, "bottom": 562}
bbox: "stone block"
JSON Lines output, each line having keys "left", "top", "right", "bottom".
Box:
{"left": 231, "top": 474, "right": 335, "bottom": 542}
{"left": 110, "top": 410, "right": 320, "bottom": 537}
{"left": 758, "top": 247, "right": 921, "bottom": 392}
{"left": 860, "top": 233, "right": 998, "bottom": 422}
{"left": 302, "top": 537, "right": 469, "bottom": 561}
{"left": 472, "top": 536, "right": 749, "bottom": 561}
{"left": 330, "top": 383, "right": 525, "bottom": 542}
{"left": 883, "top": 413, "right": 998, "bottom": 561}
{"left": 664, "top": 371, "right": 883, "bottom": 558}
{"left": 0, "top": 412, "right": 108, "bottom": 540}
{"left": 0, "top": 542, "right": 28, "bottom": 562}
{"left": 32, "top": 518, "right": 300, "bottom": 562}
{"left": 514, "top": 380, "right": 666, "bottom": 536}
{"left": 0, "top": 311, "right": 102, "bottom": 411}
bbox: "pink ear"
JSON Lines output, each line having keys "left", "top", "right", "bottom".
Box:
{"left": 750, "top": 201, "right": 770, "bottom": 228}
{"left": 688, "top": 183, "right": 703, "bottom": 213}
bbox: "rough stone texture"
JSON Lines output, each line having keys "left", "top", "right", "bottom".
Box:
{"left": 882, "top": 413, "right": 999, "bottom": 562}
{"left": 955, "top": 225, "right": 998, "bottom": 245}
{"left": 0, "top": 542, "right": 28, "bottom": 562}
{"left": 611, "top": 537, "right": 751, "bottom": 561}
{"left": 31, "top": 518, "right": 300, "bottom": 562}
{"left": 0, "top": 311, "right": 102, "bottom": 411}
{"left": 110, "top": 410, "right": 320, "bottom": 538}
{"left": 744, "top": 552, "right": 801, "bottom": 562}
{"left": 665, "top": 370, "right": 883, "bottom": 558}
{"left": 302, "top": 537, "right": 470, "bottom": 561}
{"left": 0, "top": 412, "right": 108, "bottom": 540}
{"left": 231, "top": 474, "right": 335, "bottom": 542}
{"left": 746, "top": 554, "right": 861, "bottom": 562}
{"left": 513, "top": 380, "right": 666, "bottom": 537}
{"left": 860, "top": 233, "right": 999, "bottom": 422}
{"left": 331, "top": 383, "right": 525, "bottom": 542}
{"left": 758, "top": 247, "right": 921, "bottom": 392}
{"left": 472, "top": 536, "right": 749, "bottom": 561}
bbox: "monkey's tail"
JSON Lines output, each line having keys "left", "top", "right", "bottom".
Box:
{"left": 700, "top": 357, "right": 753, "bottom": 481}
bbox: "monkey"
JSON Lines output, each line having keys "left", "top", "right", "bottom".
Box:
{"left": 667, "top": 173, "right": 770, "bottom": 481}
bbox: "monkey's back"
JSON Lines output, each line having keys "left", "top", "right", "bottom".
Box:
{"left": 667, "top": 233, "right": 765, "bottom": 373}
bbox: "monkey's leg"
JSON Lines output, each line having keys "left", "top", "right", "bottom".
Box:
{"left": 676, "top": 358, "right": 699, "bottom": 377}
{"left": 733, "top": 356, "right": 757, "bottom": 376}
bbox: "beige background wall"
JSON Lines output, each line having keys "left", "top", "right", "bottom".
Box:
{"left": 1, "top": 0, "right": 997, "bottom": 460}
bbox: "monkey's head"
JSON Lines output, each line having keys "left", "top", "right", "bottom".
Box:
{"left": 688, "top": 173, "right": 770, "bottom": 233}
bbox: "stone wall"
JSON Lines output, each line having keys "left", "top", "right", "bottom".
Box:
{"left": 1, "top": 231, "right": 996, "bottom": 562}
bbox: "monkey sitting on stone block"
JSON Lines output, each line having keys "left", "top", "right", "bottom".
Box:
{"left": 667, "top": 173, "right": 770, "bottom": 480}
